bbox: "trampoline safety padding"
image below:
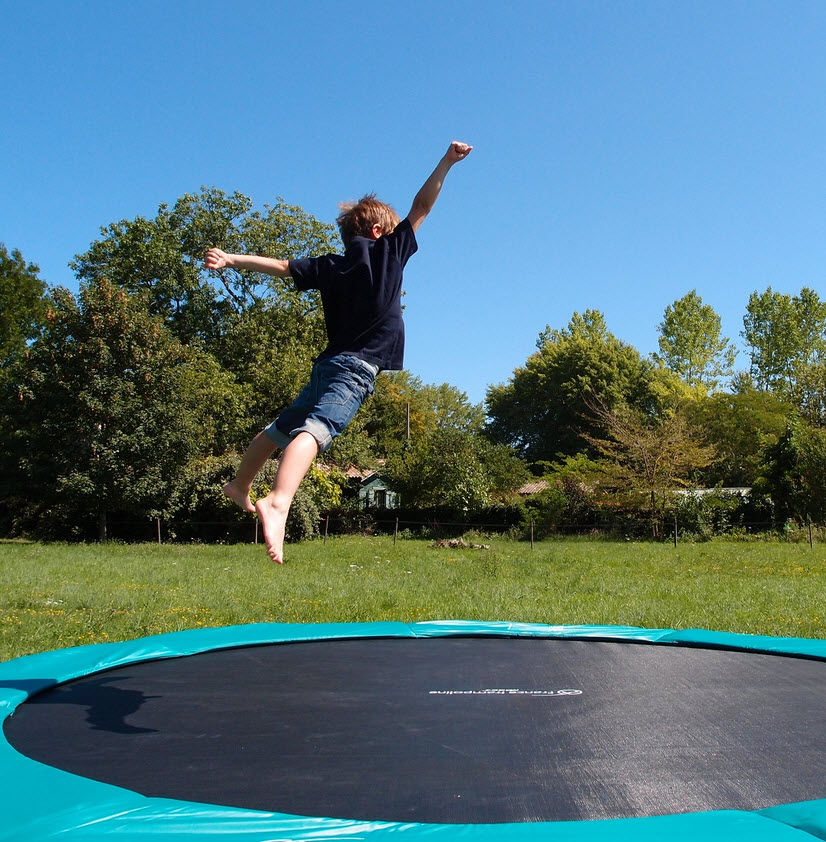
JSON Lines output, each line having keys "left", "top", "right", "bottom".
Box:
{"left": 2, "top": 620, "right": 826, "bottom": 840}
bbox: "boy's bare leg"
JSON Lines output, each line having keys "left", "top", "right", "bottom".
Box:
{"left": 255, "top": 431, "right": 319, "bottom": 565}
{"left": 223, "top": 430, "right": 279, "bottom": 513}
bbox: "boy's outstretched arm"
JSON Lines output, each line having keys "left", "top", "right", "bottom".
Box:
{"left": 204, "top": 248, "right": 292, "bottom": 277}
{"left": 406, "top": 141, "right": 473, "bottom": 233}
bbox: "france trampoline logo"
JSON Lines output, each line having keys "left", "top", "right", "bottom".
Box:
{"left": 429, "top": 688, "right": 583, "bottom": 697}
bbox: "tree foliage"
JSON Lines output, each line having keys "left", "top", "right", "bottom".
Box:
{"left": 70, "top": 188, "right": 335, "bottom": 436}
{"left": 1, "top": 279, "right": 245, "bottom": 539}
{"left": 0, "top": 244, "right": 46, "bottom": 375}
{"left": 485, "top": 310, "right": 689, "bottom": 464}
{"left": 521, "top": 453, "right": 601, "bottom": 536}
{"left": 760, "top": 420, "right": 826, "bottom": 526}
{"left": 384, "top": 427, "right": 528, "bottom": 511}
{"left": 7, "top": 189, "right": 826, "bottom": 538}
{"left": 655, "top": 289, "right": 735, "bottom": 390}
{"left": 686, "top": 388, "right": 792, "bottom": 486}
{"left": 357, "top": 372, "right": 525, "bottom": 511}
{"left": 362, "top": 371, "right": 485, "bottom": 459}
{"left": 742, "top": 287, "right": 826, "bottom": 398}
{"left": 792, "top": 361, "right": 826, "bottom": 428}
{"left": 583, "top": 398, "right": 716, "bottom": 537}
{"left": 70, "top": 188, "right": 337, "bottom": 337}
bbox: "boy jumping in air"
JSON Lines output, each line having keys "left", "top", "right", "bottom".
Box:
{"left": 205, "top": 140, "right": 472, "bottom": 564}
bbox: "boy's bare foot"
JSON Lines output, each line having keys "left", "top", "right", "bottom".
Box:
{"left": 255, "top": 498, "right": 287, "bottom": 565}
{"left": 223, "top": 480, "right": 255, "bottom": 513}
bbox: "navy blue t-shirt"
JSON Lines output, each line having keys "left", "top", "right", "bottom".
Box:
{"left": 288, "top": 218, "right": 418, "bottom": 371}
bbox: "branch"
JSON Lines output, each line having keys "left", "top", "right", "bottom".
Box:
{"left": 214, "top": 268, "right": 260, "bottom": 312}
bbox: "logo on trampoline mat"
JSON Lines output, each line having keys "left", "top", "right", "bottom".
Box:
{"left": 428, "top": 688, "right": 582, "bottom": 697}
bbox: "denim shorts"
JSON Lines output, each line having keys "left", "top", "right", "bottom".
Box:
{"left": 264, "top": 354, "right": 379, "bottom": 453}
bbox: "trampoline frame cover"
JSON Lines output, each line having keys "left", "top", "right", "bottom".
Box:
{"left": 2, "top": 620, "right": 826, "bottom": 841}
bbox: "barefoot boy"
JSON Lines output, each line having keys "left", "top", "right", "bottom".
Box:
{"left": 205, "top": 141, "right": 472, "bottom": 564}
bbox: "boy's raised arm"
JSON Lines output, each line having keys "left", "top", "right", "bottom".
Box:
{"left": 204, "top": 248, "right": 292, "bottom": 277}
{"left": 406, "top": 141, "right": 473, "bottom": 233}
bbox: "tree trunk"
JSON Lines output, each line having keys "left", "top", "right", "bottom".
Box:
{"left": 650, "top": 489, "right": 658, "bottom": 538}
{"left": 98, "top": 510, "right": 108, "bottom": 542}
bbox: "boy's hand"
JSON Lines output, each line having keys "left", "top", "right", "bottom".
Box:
{"left": 204, "top": 247, "right": 232, "bottom": 270}
{"left": 445, "top": 141, "right": 473, "bottom": 163}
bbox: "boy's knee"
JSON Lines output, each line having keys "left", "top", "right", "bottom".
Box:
{"left": 290, "top": 430, "right": 321, "bottom": 456}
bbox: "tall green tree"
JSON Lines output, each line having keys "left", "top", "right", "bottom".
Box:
{"left": 584, "top": 399, "right": 716, "bottom": 537}
{"left": 686, "top": 388, "right": 793, "bottom": 486}
{"left": 793, "top": 361, "right": 826, "bottom": 428}
{"left": 742, "top": 286, "right": 826, "bottom": 396}
{"left": 1, "top": 279, "right": 245, "bottom": 539}
{"left": 70, "top": 188, "right": 336, "bottom": 435}
{"left": 312, "top": 372, "right": 487, "bottom": 472}
{"left": 485, "top": 310, "right": 689, "bottom": 464}
{"left": 71, "top": 188, "right": 337, "bottom": 342}
{"left": 655, "top": 290, "right": 736, "bottom": 390}
{"left": 384, "top": 427, "right": 528, "bottom": 511}
{"left": 351, "top": 370, "right": 521, "bottom": 511}
{"left": 0, "top": 244, "right": 46, "bottom": 375}
{"left": 362, "top": 371, "right": 485, "bottom": 460}
{"left": 760, "top": 420, "right": 826, "bottom": 526}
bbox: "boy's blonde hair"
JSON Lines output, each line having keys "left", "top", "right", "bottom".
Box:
{"left": 336, "top": 194, "right": 401, "bottom": 246}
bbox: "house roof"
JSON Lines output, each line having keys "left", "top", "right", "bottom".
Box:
{"left": 344, "top": 465, "right": 372, "bottom": 480}
{"left": 518, "top": 480, "right": 549, "bottom": 496}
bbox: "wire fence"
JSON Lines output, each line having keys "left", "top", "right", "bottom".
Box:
{"left": 102, "top": 512, "right": 824, "bottom": 547}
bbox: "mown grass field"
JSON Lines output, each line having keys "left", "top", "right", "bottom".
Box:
{"left": 2, "top": 536, "right": 825, "bottom": 662}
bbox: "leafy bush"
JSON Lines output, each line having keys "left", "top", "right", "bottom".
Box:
{"left": 165, "top": 453, "right": 347, "bottom": 544}
{"left": 670, "top": 491, "right": 743, "bottom": 540}
{"left": 762, "top": 421, "right": 826, "bottom": 526}
{"left": 667, "top": 489, "right": 773, "bottom": 540}
{"left": 284, "top": 483, "right": 320, "bottom": 543}
{"left": 519, "top": 485, "right": 567, "bottom": 537}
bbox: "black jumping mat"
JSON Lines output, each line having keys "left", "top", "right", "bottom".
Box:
{"left": 5, "top": 637, "right": 826, "bottom": 823}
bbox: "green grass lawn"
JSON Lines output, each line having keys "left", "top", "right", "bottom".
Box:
{"left": 2, "top": 536, "right": 825, "bottom": 662}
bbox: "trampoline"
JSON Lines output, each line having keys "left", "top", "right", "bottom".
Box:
{"left": 2, "top": 621, "right": 826, "bottom": 841}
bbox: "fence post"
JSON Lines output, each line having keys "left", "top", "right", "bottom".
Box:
{"left": 530, "top": 518, "right": 534, "bottom": 550}
{"left": 156, "top": 517, "right": 162, "bottom": 545}
{"left": 324, "top": 516, "right": 329, "bottom": 543}
{"left": 394, "top": 516, "right": 399, "bottom": 545}
{"left": 673, "top": 514, "right": 678, "bottom": 548}
{"left": 809, "top": 519, "right": 814, "bottom": 549}
{"left": 255, "top": 519, "right": 259, "bottom": 544}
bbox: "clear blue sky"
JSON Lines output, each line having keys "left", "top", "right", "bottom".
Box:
{"left": 4, "top": 1, "right": 826, "bottom": 405}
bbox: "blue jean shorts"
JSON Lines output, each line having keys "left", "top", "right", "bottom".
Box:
{"left": 264, "top": 354, "right": 379, "bottom": 453}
